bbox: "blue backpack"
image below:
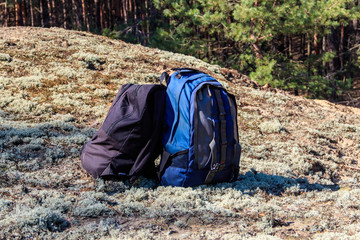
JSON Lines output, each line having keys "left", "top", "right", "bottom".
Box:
{"left": 159, "top": 68, "right": 241, "bottom": 187}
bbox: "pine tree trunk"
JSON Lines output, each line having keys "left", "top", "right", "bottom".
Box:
{"left": 87, "top": 0, "right": 94, "bottom": 32}
{"left": 116, "top": 0, "right": 122, "bottom": 20}
{"left": 41, "top": 0, "right": 50, "bottom": 27}
{"left": 339, "top": 25, "right": 344, "bottom": 70}
{"left": 101, "top": 0, "right": 107, "bottom": 29}
{"left": 2, "top": 1, "right": 7, "bottom": 27}
{"left": 77, "top": 0, "right": 85, "bottom": 30}
{"left": 40, "top": 0, "right": 43, "bottom": 26}
{"left": 15, "top": 0, "right": 23, "bottom": 26}
{"left": 0, "top": 3, "right": 4, "bottom": 26}
{"left": 301, "top": 34, "right": 305, "bottom": 56}
{"left": 71, "top": 0, "right": 80, "bottom": 29}
{"left": 113, "top": 0, "right": 120, "bottom": 21}
{"left": 21, "top": 0, "right": 27, "bottom": 25}
{"left": 145, "top": 0, "right": 149, "bottom": 38}
{"left": 129, "top": 0, "right": 132, "bottom": 16}
{"left": 47, "top": 0, "right": 53, "bottom": 26}
{"left": 313, "top": 32, "right": 319, "bottom": 55}
{"left": 62, "top": 0, "right": 67, "bottom": 28}
{"left": 307, "top": 33, "right": 311, "bottom": 56}
{"left": 5, "top": 2, "right": 8, "bottom": 27}
{"left": 15, "top": 0, "right": 18, "bottom": 26}
{"left": 51, "top": 0, "right": 58, "bottom": 26}
{"left": 289, "top": 35, "right": 292, "bottom": 58}
{"left": 123, "top": 0, "right": 128, "bottom": 24}
{"left": 107, "top": 0, "right": 112, "bottom": 29}
{"left": 322, "top": 36, "right": 326, "bottom": 76}
{"left": 133, "top": 0, "right": 136, "bottom": 20}
{"left": 30, "top": 0, "right": 34, "bottom": 26}
{"left": 94, "top": 0, "right": 101, "bottom": 31}
{"left": 33, "top": 0, "right": 41, "bottom": 26}
{"left": 100, "top": 0, "right": 104, "bottom": 29}
{"left": 81, "top": 0, "right": 89, "bottom": 31}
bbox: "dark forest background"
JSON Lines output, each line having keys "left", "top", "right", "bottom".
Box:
{"left": 1, "top": 0, "right": 360, "bottom": 102}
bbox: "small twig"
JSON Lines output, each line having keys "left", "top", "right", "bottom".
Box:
{"left": 344, "top": 165, "right": 360, "bottom": 171}
{"left": 107, "top": 204, "right": 122, "bottom": 215}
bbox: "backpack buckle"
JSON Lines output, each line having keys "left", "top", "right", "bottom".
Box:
{"left": 175, "top": 70, "right": 182, "bottom": 79}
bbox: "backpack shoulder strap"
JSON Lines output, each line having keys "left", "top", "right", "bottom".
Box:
{"left": 204, "top": 88, "right": 228, "bottom": 184}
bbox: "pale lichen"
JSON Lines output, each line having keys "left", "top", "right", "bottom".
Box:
{"left": 0, "top": 27, "right": 359, "bottom": 239}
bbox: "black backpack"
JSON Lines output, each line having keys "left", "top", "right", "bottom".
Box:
{"left": 80, "top": 84, "right": 166, "bottom": 182}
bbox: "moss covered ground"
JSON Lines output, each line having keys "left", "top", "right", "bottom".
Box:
{"left": 1, "top": 27, "right": 360, "bottom": 239}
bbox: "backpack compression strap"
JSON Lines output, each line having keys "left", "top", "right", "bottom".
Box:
{"left": 204, "top": 88, "right": 227, "bottom": 184}
{"left": 160, "top": 72, "right": 170, "bottom": 85}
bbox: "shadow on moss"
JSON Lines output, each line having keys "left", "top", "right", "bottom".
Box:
{"left": 204, "top": 170, "right": 340, "bottom": 196}
{"left": 99, "top": 171, "right": 339, "bottom": 197}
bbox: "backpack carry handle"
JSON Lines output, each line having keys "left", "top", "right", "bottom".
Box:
{"left": 171, "top": 67, "right": 203, "bottom": 73}
{"left": 172, "top": 68, "right": 203, "bottom": 78}
{"left": 160, "top": 68, "right": 204, "bottom": 86}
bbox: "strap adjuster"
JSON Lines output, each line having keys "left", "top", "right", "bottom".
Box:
{"left": 211, "top": 163, "right": 224, "bottom": 171}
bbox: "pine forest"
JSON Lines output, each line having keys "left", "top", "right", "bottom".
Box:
{"left": 1, "top": 0, "right": 360, "bottom": 102}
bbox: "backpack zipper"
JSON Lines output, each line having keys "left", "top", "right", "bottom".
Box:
{"left": 106, "top": 85, "right": 142, "bottom": 135}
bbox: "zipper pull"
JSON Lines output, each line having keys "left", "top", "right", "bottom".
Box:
{"left": 207, "top": 85, "right": 212, "bottom": 97}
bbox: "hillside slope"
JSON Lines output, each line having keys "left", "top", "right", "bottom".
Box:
{"left": 1, "top": 27, "right": 360, "bottom": 239}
